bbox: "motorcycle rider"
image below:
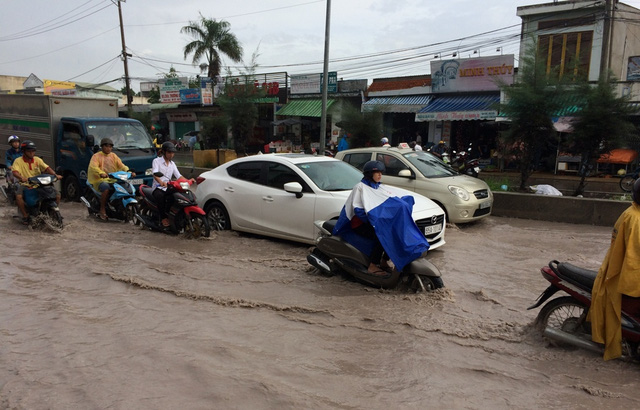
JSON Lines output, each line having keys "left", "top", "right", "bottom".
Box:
{"left": 588, "top": 178, "right": 640, "bottom": 360}
{"left": 88, "top": 137, "right": 135, "bottom": 221}
{"left": 380, "top": 137, "right": 390, "bottom": 147}
{"left": 431, "top": 140, "right": 448, "bottom": 159}
{"left": 11, "top": 140, "right": 62, "bottom": 225}
{"left": 152, "top": 141, "right": 194, "bottom": 227}
{"left": 332, "top": 160, "right": 429, "bottom": 276}
{"left": 4, "top": 135, "right": 21, "bottom": 185}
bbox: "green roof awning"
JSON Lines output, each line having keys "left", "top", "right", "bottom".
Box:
{"left": 150, "top": 103, "right": 181, "bottom": 110}
{"left": 276, "top": 99, "right": 335, "bottom": 117}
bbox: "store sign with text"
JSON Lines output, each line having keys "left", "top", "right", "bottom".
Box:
{"left": 160, "top": 77, "right": 188, "bottom": 103}
{"left": 430, "top": 55, "right": 514, "bottom": 93}
{"left": 290, "top": 72, "right": 337, "bottom": 94}
{"left": 416, "top": 110, "right": 497, "bottom": 121}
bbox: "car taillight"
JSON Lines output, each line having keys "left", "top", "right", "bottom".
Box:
{"left": 196, "top": 176, "right": 206, "bottom": 185}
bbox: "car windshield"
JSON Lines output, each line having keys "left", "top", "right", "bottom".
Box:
{"left": 296, "top": 160, "right": 363, "bottom": 191}
{"left": 402, "top": 151, "right": 458, "bottom": 178}
{"left": 87, "top": 121, "right": 154, "bottom": 150}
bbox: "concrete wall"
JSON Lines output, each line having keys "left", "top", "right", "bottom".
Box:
{"left": 492, "top": 191, "right": 631, "bottom": 226}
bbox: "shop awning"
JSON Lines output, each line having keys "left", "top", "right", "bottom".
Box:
{"left": 415, "top": 93, "right": 500, "bottom": 122}
{"left": 276, "top": 99, "right": 335, "bottom": 117}
{"left": 362, "top": 95, "right": 433, "bottom": 113}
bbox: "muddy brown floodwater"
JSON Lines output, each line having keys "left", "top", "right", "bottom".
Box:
{"left": 1, "top": 198, "right": 639, "bottom": 409}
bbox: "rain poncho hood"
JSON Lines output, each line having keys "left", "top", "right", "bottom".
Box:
{"left": 588, "top": 203, "right": 640, "bottom": 360}
{"left": 333, "top": 179, "right": 429, "bottom": 271}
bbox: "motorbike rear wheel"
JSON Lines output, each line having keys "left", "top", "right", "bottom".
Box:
{"left": 184, "top": 214, "right": 210, "bottom": 239}
{"left": 620, "top": 175, "right": 636, "bottom": 192}
{"left": 125, "top": 203, "right": 140, "bottom": 225}
{"left": 536, "top": 296, "right": 588, "bottom": 347}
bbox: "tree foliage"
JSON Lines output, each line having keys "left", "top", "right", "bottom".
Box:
{"left": 498, "top": 41, "right": 565, "bottom": 190}
{"left": 217, "top": 52, "right": 264, "bottom": 155}
{"left": 567, "top": 71, "right": 637, "bottom": 195}
{"left": 181, "top": 15, "right": 243, "bottom": 84}
{"left": 336, "top": 104, "right": 384, "bottom": 148}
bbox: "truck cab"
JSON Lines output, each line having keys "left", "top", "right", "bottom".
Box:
{"left": 57, "top": 117, "right": 155, "bottom": 200}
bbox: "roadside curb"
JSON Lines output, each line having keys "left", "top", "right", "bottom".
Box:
{"left": 491, "top": 191, "right": 631, "bottom": 226}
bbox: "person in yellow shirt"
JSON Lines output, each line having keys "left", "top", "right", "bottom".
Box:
{"left": 11, "top": 140, "right": 62, "bottom": 225}
{"left": 588, "top": 178, "right": 640, "bottom": 360}
{"left": 88, "top": 138, "right": 135, "bottom": 220}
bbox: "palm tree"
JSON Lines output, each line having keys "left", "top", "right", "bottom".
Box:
{"left": 181, "top": 15, "right": 243, "bottom": 84}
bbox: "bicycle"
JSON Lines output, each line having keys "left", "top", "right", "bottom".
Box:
{"left": 620, "top": 165, "right": 640, "bottom": 192}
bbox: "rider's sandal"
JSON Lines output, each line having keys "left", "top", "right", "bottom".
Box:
{"left": 368, "top": 269, "right": 388, "bottom": 277}
{"left": 21, "top": 216, "right": 30, "bottom": 225}
{"left": 98, "top": 213, "right": 108, "bottom": 221}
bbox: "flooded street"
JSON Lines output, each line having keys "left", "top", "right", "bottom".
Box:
{"left": 1, "top": 199, "right": 639, "bottom": 409}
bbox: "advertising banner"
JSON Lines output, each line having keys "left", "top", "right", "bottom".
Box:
{"left": 430, "top": 55, "right": 514, "bottom": 93}
{"left": 160, "top": 77, "right": 188, "bottom": 103}
{"left": 291, "top": 72, "right": 337, "bottom": 94}
{"left": 179, "top": 88, "right": 201, "bottom": 105}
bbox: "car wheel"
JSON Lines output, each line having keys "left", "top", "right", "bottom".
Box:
{"left": 205, "top": 201, "right": 230, "bottom": 231}
{"left": 63, "top": 175, "right": 82, "bottom": 202}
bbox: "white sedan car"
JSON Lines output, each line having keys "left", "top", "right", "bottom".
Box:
{"left": 195, "top": 154, "right": 446, "bottom": 248}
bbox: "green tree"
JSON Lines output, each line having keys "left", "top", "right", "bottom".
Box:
{"left": 498, "top": 41, "right": 565, "bottom": 190}
{"left": 217, "top": 52, "right": 264, "bottom": 155}
{"left": 181, "top": 15, "right": 243, "bottom": 84}
{"left": 336, "top": 104, "right": 383, "bottom": 148}
{"left": 567, "top": 72, "right": 637, "bottom": 195}
{"left": 200, "top": 115, "right": 229, "bottom": 149}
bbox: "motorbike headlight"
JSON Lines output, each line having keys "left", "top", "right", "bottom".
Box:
{"left": 145, "top": 168, "right": 153, "bottom": 176}
{"left": 179, "top": 182, "right": 190, "bottom": 190}
{"left": 176, "top": 198, "right": 189, "bottom": 205}
{"left": 116, "top": 174, "right": 127, "bottom": 181}
{"left": 448, "top": 185, "right": 470, "bottom": 201}
{"left": 37, "top": 176, "right": 54, "bottom": 185}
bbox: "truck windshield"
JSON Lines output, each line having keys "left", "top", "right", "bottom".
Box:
{"left": 87, "top": 122, "right": 154, "bottom": 150}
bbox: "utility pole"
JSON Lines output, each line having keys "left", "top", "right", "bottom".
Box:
{"left": 116, "top": 0, "right": 132, "bottom": 116}
{"left": 319, "top": 0, "right": 331, "bottom": 155}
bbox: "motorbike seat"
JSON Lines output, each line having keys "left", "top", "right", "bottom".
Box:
{"left": 323, "top": 219, "right": 337, "bottom": 232}
{"left": 140, "top": 186, "right": 155, "bottom": 198}
{"left": 557, "top": 262, "right": 597, "bottom": 290}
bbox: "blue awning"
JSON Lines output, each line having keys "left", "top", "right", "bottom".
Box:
{"left": 415, "top": 93, "right": 500, "bottom": 122}
{"left": 363, "top": 95, "right": 433, "bottom": 113}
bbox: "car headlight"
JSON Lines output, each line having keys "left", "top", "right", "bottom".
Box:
{"left": 145, "top": 168, "right": 153, "bottom": 176}
{"left": 448, "top": 185, "right": 470, "bottom": 201}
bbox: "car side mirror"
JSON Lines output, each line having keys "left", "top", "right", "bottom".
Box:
{"left": 398, "top": 169, "right": 414, "bottom": 179}
{"left": 284, "top": 181, "right": 303, "bottom": 198}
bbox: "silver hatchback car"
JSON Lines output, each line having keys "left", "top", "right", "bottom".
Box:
{"left": 335, "top": 147, "right": 493, "bottom": 223}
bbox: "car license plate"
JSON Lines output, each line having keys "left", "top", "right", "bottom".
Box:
{"left": 480, "top": 200, "right": 491, "bottom": 209}
{"left": 129, "top": 178, "right": 144, "bottom": 185}
{"left": 424, "top": 224, "right": 442, "bottom": 235}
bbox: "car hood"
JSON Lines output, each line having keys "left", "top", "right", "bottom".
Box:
{"left": 442, "top": 174, "right": 491, "bottom": 191}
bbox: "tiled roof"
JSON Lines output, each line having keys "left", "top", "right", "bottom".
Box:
{"left": 367, "top": 75, "right": 431, "bottom": 93}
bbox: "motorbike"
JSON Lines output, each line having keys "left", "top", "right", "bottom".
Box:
{"left": 450, "top": 145, "right": 480, "bottom": 178}
{"left": 21, "top": 174, "right": 64, "bottom": 230}
{"left": 136, "top": 173, "right": 210, "bottom": 239}
{"left": 306, "top": 219, "right": 444, "bottom": 292}
{"left": 620, "top": 165, "right": 640, "bottom": 192}
{"left": 80, "top": 171, "right": 139, "bottom": 223}
{"left": 528, "top": 260, "right": 640, "bottom": 359}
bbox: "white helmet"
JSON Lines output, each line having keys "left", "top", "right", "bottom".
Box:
{"left": 8, "top": 135, "right": 19, "bottom": 144}
{"left": 381, "top": 137, "right": 389, "bottom": 144}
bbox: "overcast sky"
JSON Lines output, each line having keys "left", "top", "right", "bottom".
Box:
{"left": 3, "top": 0, "right": 640, "bottom": 92}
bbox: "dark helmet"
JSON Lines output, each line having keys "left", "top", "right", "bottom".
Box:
{"left": 363, "top": 160, "right": 385, "bottom": 178}
{"left": 100, "top": 138, "right": 114, "bottom": 147}
{"left": 161, "top": 141, "right": 177, "bottom": 153}
{"left": 20, "top": 140, "right": 36, "bottom": 152}
{"left": 633, "top": 178, "right": 640, "bottom": 205}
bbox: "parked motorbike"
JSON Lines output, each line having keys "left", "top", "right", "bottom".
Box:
{"left": 1, "top": 180, "right": 18, "bottom": 205}
{"left": 21, "top": 174, "right": 64, "bottom": 230}
{"left": 528, "top": 260, "right": 640, "bottom": 359}
{"left": 620, "top": 165, "right": 640, "bottom": 192}
{"left": 450, "top": 145, "right": 481, "bottom": 178}
{"left": 80, "top": 171, "right": 139, "bottom": 223}
{"left": 307, "top": 219, "right": 444, "bottom": 292}
{"left": 136, "top": 174, "right": 210, "bottom": 239}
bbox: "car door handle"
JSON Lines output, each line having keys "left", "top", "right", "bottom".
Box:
{"left": 262, "top": 196, "right": 274, "bottom": 202}
{"left": 224, "top": 187, "right": 234, "bottom": 192}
